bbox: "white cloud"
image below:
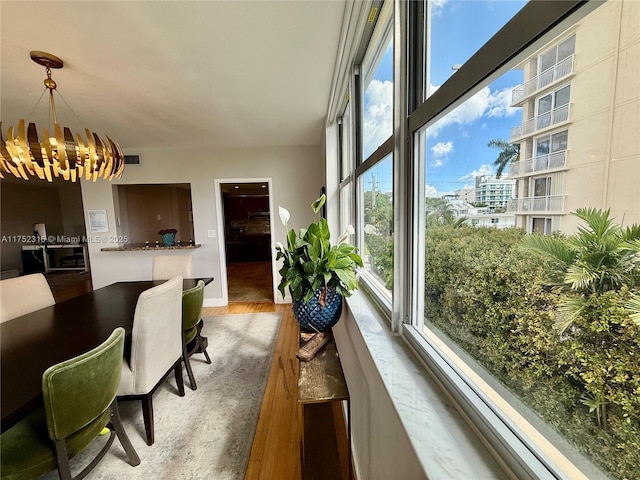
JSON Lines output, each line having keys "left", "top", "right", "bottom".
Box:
{"left": 431, "top": 141, "right": 453, "bottom": 158}
{"left": 425, "top": 184, "right": 439, "bottom": 197}
{"left": 430, "top": 0, "right": 449, "bottom": 16}
{"left": 432, "top": 158, "right": 444, "bottom": 167}
{"left": 363, "top": 79, "right": 393, "bottom": 158}
{"left": 426, "top": 84, "right": 520, "bottom": 138}
{"left": 486, "top": 87, "right": 519, "bottom": 118}
{"left": 457, "top": 164, "right": 495, "bottom": 183}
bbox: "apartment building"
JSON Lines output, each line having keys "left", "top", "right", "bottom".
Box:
{"left": 507, "top": 0, "right": 639, "bottom": 234}
{"left": 474, "top": 175, "right": 515, "bottom": 212}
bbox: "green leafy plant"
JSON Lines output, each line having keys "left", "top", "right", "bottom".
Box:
{"left": 519, "top": 208, "right": 640, "bottom": 333}
{"left": 275, "top": 194, "right": 363, "bottom": 304}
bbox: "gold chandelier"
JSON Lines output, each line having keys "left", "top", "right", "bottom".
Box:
{"left": 0, "top": 51, "right": 124, "bottom": 182}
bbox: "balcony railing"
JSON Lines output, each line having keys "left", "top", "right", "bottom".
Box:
{"left": 510, "top": 104, "right": 570, "bottom": 141}
{"left": 508, "top": 150, "right": 567, "bottom": 177}
{"left": 511, "top": 55, "right": 575, "bottom": 105}
{"left": 508, "top": 195, "right": 565, "bottom": 213}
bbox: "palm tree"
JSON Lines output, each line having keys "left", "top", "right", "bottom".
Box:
{"left": 487, "top": 139, "right": 520, "bottom": 178}
{"left": 519, "top": 207, "right": 640, "bottom": 333}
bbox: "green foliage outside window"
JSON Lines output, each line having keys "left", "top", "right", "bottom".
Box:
{"left": 424, "top": 212, "right": 640, "bottom": 479}
{"left": 363, "top": 190, "right": 394, "bottom": 289}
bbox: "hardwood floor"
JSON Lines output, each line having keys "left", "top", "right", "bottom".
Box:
{"left": 205, "top": 303, "right": 351, "bottom": 480}
{"left": 49, "top": 276, "right": 350, "bottom": 480}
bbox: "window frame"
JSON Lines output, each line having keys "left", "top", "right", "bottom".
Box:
{"left": 403, "top": 1, "right": 605, "bottom": 478}
{"left": 333, "top": 1, "right": 607, "bottom": 474}
{"left": 353, "top": 0, "right": 396, "bottom": 309}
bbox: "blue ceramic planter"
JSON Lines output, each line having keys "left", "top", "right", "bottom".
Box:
{"left": 292, "top": 286, "right": 343, "bottom": 332}
{"left": 161, "top": 233, "right": 176, "bottom": 246}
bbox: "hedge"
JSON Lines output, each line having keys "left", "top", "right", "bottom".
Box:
{"left": 424, "top": 224, "right": 640, "bottom": 479}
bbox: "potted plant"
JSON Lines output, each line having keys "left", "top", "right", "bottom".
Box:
{"left": 275, "top": 194, "right": 363, "bottom": 332}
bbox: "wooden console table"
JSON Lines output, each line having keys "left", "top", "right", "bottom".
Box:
{"left": 297, "top": 334, "right": 350, "bottom": 479}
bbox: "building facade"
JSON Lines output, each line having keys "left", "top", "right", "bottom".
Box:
{"left": 474, "top": 175, "right": 515, "bottom": 212}
{"left": 507, "top": 0, "right": 639, "bottom": 234}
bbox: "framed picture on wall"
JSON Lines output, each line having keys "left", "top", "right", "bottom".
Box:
{"left": 88, "top": 209, "right": 109, "bottom": 233}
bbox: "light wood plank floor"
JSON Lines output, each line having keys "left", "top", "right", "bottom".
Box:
{"left": 204, "top": 303, "right": 351, "bottom": 480}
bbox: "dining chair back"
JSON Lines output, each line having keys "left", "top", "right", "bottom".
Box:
{"left": 151, "top": 255, "right": 193, "bottom": 280}
{"left": 0, "top": 327, "right": 140, "bottom": 480}
{"left": 0, "top": 273, "right": 55, "bottom": 323}
{"left": 181, "top": 280, "right": 211, "bottom": 390}
{"left": 117, "top": 276, "right": 185, "bottom": 445}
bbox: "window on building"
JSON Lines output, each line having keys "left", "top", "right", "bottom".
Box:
{"left": 532, "top": 176, "right": 551, "bottom": 197}
{"left": 534, "top": 130, "right": 568, "bottom": 170}
{"left": 531, "top": 216, "right": 552, "bottom": 235}
{"left": 539, "top": 34, "right": 576, "bottom": 73}
{"left": 535, "top": 84, "right": 571, "bottom": 130}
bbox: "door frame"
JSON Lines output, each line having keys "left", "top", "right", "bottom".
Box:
{"left": 214, "top": 178, "right": 277, "bottom": 305}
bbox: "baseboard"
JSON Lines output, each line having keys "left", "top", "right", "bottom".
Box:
{"left": 203, "top": 297, "right": 227, "bottom": 307}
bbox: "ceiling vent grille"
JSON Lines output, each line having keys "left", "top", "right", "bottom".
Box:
{"left": 124, "top": 155, "right": 140, "bottom": 165}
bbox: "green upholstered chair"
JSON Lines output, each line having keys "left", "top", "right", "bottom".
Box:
{"left": 117, "top": 276, "right": 185, "bottom": 446}
{"left": 0, "top": 327, "right": 140, "bottom": 480}
{"left": 181, "top": 280, "right": 211, "bottom": 390}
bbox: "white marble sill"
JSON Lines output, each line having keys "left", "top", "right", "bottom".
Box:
{"left": 343, "top": 290, "right": 508, "bottom": 479}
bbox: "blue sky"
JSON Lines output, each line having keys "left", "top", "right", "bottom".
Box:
{"left": 362, "top": 0, "right": 526, "bottom": 196}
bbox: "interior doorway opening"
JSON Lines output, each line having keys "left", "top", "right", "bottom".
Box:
{"left": 220, "top": 181, "right": 274, "bottom": 303}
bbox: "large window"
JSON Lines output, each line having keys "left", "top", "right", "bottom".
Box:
{"left": 409, "top": 1, "right": 637, "bottom": 478}
{"left": 336, "top": 0, "right": 639, "bottom": 478}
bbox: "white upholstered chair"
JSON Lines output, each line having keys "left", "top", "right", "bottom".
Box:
{"left": 151, "top": 255, "right": 194, "bottom": 280}
{"left": 117, "top": 276, "right": 185, "bottom": 445}
{"left": 0, "top": 273, "right": 55, "bottom": 323}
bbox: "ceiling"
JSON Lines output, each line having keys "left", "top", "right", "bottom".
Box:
{"left": 0, "top": 1, "right": 346, "bottom": 153}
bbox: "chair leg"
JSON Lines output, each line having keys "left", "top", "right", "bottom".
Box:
{"left": 174, "top": 360, "right": 185, "bottom": 397}
{"left": 199, "top": 336, "right": 212, "bottom": 364}
{"left": 182, "top": 341, "right": 197, "bottom": 390}
{"left": 53, "top": 439, "right": 73, "bottom": 480}
{"left": 110, "top": 400, "right": 140, "bottom": 466}
{"left": 196, "top": 319, "right": 212, "bottom": 364}
{"left": 141, "top": 394, "right": 154, "bottom": 446}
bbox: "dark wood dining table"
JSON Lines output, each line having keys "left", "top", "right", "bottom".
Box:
{"left": 0, "top": 278, "right": 213, "bottom": 433}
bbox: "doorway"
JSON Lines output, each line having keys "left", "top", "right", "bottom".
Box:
{"left": 219, "top": 181, "right": 274, "bottom": 303}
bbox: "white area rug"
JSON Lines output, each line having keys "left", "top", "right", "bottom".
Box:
{"left": 40, "top": 313, "right": 282, "bottom": 480}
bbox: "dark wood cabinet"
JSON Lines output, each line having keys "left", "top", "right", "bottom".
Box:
{"left": 223, "top": 194, "right": 271, "bottom": 263}
{"left": 224, "top": 194, "right": 268, "bottom": 222}
{"left": 225, "top": 234, "right": 271, "bottom": 263}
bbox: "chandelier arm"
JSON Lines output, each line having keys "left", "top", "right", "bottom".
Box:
{"left": 26, "top": 123, "right": 46, "bottom": 180}
{"left": 17, "top": 120, "right": 36, "bottom": 175}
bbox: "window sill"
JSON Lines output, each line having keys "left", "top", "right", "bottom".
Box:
{"left": 339, "top": 290, "right": 508, "bottom": 479}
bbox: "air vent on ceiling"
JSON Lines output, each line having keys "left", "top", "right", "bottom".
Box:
{"left": 124, "top": 155, "right": 140, "bottom": 165}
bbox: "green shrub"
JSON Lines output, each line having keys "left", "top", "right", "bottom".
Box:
{"left": 423, "top": 223, "right": 640, "bottom": 479}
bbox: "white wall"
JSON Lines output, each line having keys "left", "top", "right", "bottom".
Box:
{"left": 333, "top": 311, "right": 428, "bottom": 480}
{"left": 80, "top": 144, "right": 324, "bottom": 305}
